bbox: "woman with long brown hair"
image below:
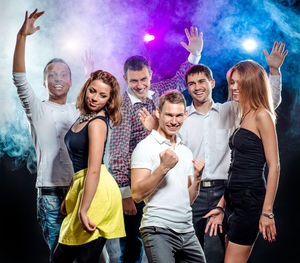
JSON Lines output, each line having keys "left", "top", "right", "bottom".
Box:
{"left": 53, "top": 70, "right": 125, "bottom": 263}
{"left": 206, "top": 60, "right": 281, "bottom": 263}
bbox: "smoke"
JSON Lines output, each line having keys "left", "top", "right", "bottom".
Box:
{"left": 0, "top": 0, "right": 299, "bottom": 173}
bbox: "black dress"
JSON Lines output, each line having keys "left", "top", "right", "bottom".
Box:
{"left": 224, "top": 128, "right": 266, "bottom": 245}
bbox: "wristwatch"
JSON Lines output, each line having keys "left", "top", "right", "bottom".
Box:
{"left": 261, "top": 212, "right": 274, "bottom": 219}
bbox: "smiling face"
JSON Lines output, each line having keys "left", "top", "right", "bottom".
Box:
{"left": 125, "top": 66, "right": 152, "bottom": 102}
{"left": 230, "top": 71, "right": 241, "bottom": 102}
{"left": 84, "top": 80, "right": 111, "bottom": 113}
{"left": 186, "top": 72, "right": 215, "bottom": 106}
{"left": 44, "top": 62, "right": 72, "bottom": 103}
{"left": 156, "top": 101, "right": 187, "bottom": 140}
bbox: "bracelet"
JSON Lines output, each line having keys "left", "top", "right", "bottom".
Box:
{"left": 215, "top": 206, "right": 225, "bottom": 213}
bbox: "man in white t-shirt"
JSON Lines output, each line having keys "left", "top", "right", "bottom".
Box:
{"left": 131, "top": 90, "right": 206, "bottom": 263}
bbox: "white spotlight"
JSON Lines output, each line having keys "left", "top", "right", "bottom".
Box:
{"left": 242, "top": 39, "right": 257, "bottom": 52}
{"left": 64, "top": 39, "right": 79, "bottom": 52}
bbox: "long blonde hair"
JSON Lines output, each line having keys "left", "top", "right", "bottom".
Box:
{"left": 227, "top": 60, "right": 275, "bottom": 120}
{"left": 76, "top": 70, "right": 122, "bottom": 126}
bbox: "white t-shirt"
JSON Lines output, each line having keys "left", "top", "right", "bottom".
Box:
{"left": 13, "top": 73, "right": 79, "bottom": 187}
{"left": 131, "top": 130, "right": 194, "bottom": 233}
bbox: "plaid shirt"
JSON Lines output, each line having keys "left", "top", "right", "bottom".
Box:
{"left": 109, "top": 60, "right": 193, "bottom": 196}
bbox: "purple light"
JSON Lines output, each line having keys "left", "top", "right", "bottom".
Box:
{"left": 144, "top": 34, "right": 155, "bottom": 42}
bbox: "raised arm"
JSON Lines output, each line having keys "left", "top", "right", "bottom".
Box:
{"left": 79, "top": 119, "right": 107, "bottom": 233}
{"left": 264, "top": 41, "right": 288, "bottom": 109}
{"left": 13, "top": 9, "right": 45, "bottom": 73}
{"left": 151, "top": 26, "right": 203, "bottom": 95}
{"left": 81, "top": 48, "right": 95, "bottom": 79}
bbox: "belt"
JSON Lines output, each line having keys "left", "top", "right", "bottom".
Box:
{"left": 201, "top": 180, "right": 227, "bottom": 188}
{"left": 38, "top": 187, "right": 68, "bottom": 196}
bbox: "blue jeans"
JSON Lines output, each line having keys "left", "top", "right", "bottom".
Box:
{"left": 140, "top": 227, "right": 206, "bottom": 263}
{"left": 192, "top": 184, "right": 226, "bottom": 263}
{"left": 37, "top": 194, "right": 65, "bottom": 262}
{"left": 119, "top": 201, "right": 144, "bottom": 263}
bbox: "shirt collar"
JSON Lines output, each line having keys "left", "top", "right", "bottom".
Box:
{"left": 151, "top": 130, "right": 182, "bottom": 146}
{"left": 126, "top": 87, "right": 154, "bottom": 104}
{"left": 187, "top": 100, "right": 220, "bottom": 116}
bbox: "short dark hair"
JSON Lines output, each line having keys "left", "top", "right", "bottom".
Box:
{"left": 159, "top": 90, "right": 186, "bottom": 111}
{"left": 123, "top": 55, "right": 151, "bottom": 76}
{"left": 43, "top": 58, "right": 71, "bottom": 80}
{"left": 185, "top": 64, "right": 213, "bottom": 83}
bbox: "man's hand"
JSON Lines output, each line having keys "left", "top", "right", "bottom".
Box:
{"left": 263, "top": 41, "right": 288, "bottom": 75}
{"left": 81, "top": 48, "right": 95, "bottom": 79}
{"left": 203, "top": 208, "right": 224, "bottom": 237}
{"left": 60, "top": 199, "right": 67, "bottom": 216}
{"left": 181, "top": 26, "right": 203, "bottom": 56}
{"left": 139, "top": 108, "right": 158, "bottom": 131}
{"left": 19, "top": 9, "right": 45, "bottom": 37}
{"left": 122, "top": 197, "right": 137, "bottom": 215}
{"left": 160, "top": 149, "right": 179, "bottom": 171}
{"left": 193, "top": 158, "right": 205, "bottom": 182}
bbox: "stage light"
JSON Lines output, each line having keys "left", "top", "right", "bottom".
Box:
{"left": 242, "top": 38, "right": 257, "bottom": 52}
{"left": 64, "top": 39, "right": 79, "bottom": 52}
{"left": 144, "top": 34, "right": 155, "bottom": 42}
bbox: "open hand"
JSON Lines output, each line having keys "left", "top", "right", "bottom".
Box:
{"left": 203, "top": 208, "right": 224, "bottom": 237}
{"left": 181, "top": 26, "right": 203, "bottom": 56}
{"left": 19, "top": 9, "right": 45, "bottom": 36}
{"left": 81, "top": 48, "right": 95, "bottom": 79}
{"left": 263, "top": 41, "right": 288, "bottom": 74}
{"left": 139, "top": 107, "right": 158, "bottom": 131}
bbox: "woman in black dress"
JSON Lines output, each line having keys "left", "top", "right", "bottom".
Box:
{"left": 205, "top": 60, "right": 280, "bottom": 263}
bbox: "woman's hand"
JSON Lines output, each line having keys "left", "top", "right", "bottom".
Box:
{"left": 79, "top": 210, "right": 97, "bottom": 233}
{"left": 259, "top": 215, "right": 276, "bottom": 242}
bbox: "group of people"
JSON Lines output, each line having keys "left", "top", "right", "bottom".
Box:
{"left": 13, "top": 9, "right": 287, "bottom": 263}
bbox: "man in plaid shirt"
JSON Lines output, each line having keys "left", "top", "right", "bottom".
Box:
{"left": 108, "top": 26, "right": 203, "bottom": 263}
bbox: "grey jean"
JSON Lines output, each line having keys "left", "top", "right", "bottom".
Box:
{"left": 140, "top": 227, "right": 206, "bottom": 263}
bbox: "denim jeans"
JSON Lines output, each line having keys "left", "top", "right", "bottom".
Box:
{"left": 37, "top": 194, "right": 65, "bottom": 262}
{"left": 192, "top": 184, "right": 226, "bottom": 263}
{"left": 119, "top": 201, "right": 144, "bottom": 263}
{"left": 140, "top": 227, "right": 206, "bottom": 263}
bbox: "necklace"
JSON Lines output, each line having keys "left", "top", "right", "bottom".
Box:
{"left": 78, "top": 112, "right": 97, "bottom": 123}
{"left": 239, "top": 109, "right": 251, "bottom": 125}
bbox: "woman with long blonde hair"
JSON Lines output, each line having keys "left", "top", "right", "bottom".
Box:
{"left": 206, "top": 60, "right": 280, "bottom": 263}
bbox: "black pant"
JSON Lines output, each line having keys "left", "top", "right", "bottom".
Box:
{"left": 192, "top": 184, "right": 226, "bottom": 263}
{"left": 53, "top": 237, "right": 106, "bottom": 263}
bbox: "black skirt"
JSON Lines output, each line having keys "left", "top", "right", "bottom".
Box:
{"left": 224, "top": 187, "right": 265, "bottom": 246}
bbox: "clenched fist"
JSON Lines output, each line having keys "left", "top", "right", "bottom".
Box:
{"left": 193, "top": 158, "right": 205, "bottom": 181}
{"left": 160, "top": 149, "right": 179, "bottom": 171}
